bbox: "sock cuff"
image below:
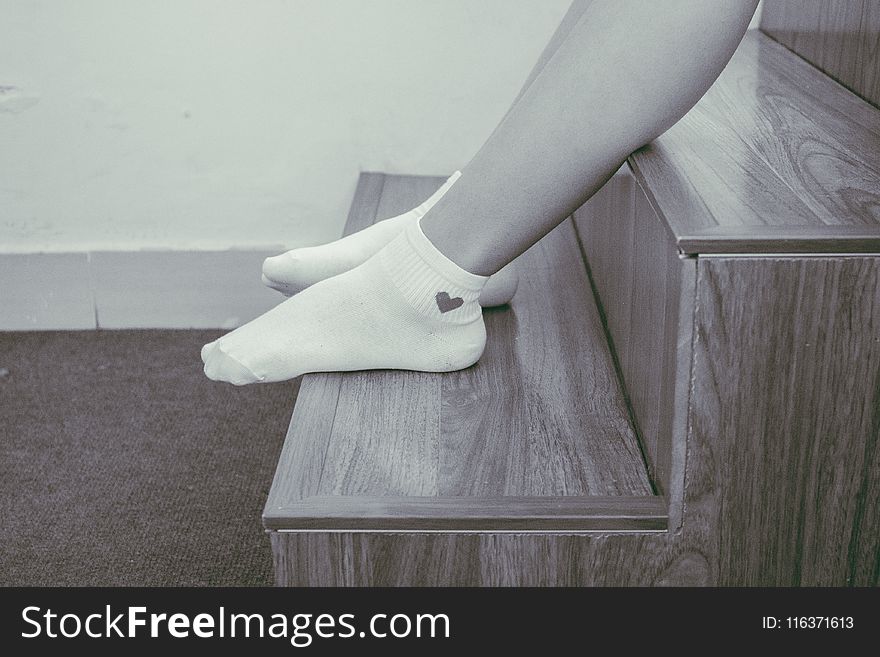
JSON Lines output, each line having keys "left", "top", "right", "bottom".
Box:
{"left": 406, "top": 217, "right": 487, "bottom": 291}
{"left": 379, "top": 218, "right": 486, "bottom": 323}
{"left": 413, "top": 170, "right": 462, "bottom": 218}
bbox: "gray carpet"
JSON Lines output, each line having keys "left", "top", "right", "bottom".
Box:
{"left": 0, "top": 330, "right": 300, "bottom": 586}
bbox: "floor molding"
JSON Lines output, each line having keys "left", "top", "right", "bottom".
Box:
{"left": 0, "top": 250, "right": 286, "bottom": 330}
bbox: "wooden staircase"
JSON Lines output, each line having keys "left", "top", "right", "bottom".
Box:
{"left": 263, "top": 12, "right": 880, "bottom": 586}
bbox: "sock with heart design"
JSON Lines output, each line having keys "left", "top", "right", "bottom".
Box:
{"left": 261, "top": 171, "right": 518, "bottom": 307}
{"left": 202, "top": 216, "right": 487, "bottom": 385}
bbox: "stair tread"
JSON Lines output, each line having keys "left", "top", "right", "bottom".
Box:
{"left": 264, "top": 173, "right": 657, "bottom": 532}
{"left": 629, "top": 30, "right": 880, "bottom": 254}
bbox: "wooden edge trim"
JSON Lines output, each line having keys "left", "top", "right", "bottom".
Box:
{"left": 263, "top": 495, "right": 667, "bottom": 532}
{"left": 623, "top": 156, "right": 704, "bottom": 251}
{"left": 677, "top": 226, "right": 880, "bottom": 255}
{"left": 627, "top": 155, "right": 880, "bottom": 256}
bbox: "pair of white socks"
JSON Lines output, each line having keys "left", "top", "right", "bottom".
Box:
{"left": 259, "top": 172, "right": 517, "bottom": 306}
{"left": 202, "top": 174, "right": 516, "bottom": 385}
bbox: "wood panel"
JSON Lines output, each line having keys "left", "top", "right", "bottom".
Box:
{"left": 272, "top": 531, "right": 713, "bottom": 586}
{"left": 762, "top": 0, "right": 880, "bottom": 109}
{"left": 271, "top": 246, "right": 880, "bottom": 586}
{"left": 693, "top": 256, "right": 880, "bottom": 585}
{"left": 270, "top": 398, "right": 718, "bottom": 585}
{"left": 269, "top": 172, "right": 880, "bottom": 586}
{"left": 271, "top": 532, "right": 710, "bottom": 587}
{"left": 573, "top": 170, "right": 696, "bottom": 512}
{"left": 439, "top": 217, "right": 650, "bottom": 497}
{"left": 628, "top": 31, "right": 880, "bottom": 255}
{"left": 698, "top": 33, "right": 880, "bottom": 230}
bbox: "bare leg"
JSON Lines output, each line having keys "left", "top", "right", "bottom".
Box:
{"left": 422, "top": 0, "right": 759, "bottom": 275}
{"left": 500, "top": 1, "right": 595, "bottom": 126}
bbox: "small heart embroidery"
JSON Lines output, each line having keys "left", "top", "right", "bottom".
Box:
{"left": 435, "top": 291, "right": 464, "bottom": 313}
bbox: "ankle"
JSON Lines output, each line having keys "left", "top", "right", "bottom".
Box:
{"left": 419, "top": 217, "right": 502, "bottom": 277}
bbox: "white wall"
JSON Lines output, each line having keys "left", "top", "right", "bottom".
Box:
{"left": 0, "top": 0, "right": 570, "bottom": 253}
{"left": 750, "top": 0, "right": 764, "bottom": 30}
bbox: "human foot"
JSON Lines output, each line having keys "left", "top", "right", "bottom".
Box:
{"left": 261, "top": 171, "right": 518, "bottom": 306}
{"left": 203, "top": 218, "right": 487, "bottom": 385}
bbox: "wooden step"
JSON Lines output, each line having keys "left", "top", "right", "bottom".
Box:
{"left": 570, "top": 27, "right": 879, "bottom": 585}
{"left": 263, "top": 172, "right": 660, "bottom": 537}
{"left": 761, "top": 0, "right": 880, "bottom": 110}
{"left": 628, "top": 30, "right": 880, "bottom": 255}
{"left": 263, "top": 22, "right": 879, "bottom": 585}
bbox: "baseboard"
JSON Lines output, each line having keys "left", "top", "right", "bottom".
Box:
{"left": 1, "top": 168, "right": 636, "bottom": 331}
{"left": 0, "top": 249, "right": 286, "bottom": 330}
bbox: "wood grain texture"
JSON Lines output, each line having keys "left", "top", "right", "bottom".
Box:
{"left": 268, "top": 174, "right": 880, "bottom": 586}
{"left": 762, "top": 0, "right": 880, "bottom": 109}
{"left": 271, "top": 254, "right": 880, "bottom": 586}
{"left": 264, "top": 173, "right": 655, "bottom": 536}
{"left": 271, "top": 532, "right": 707, "bottom": 586}
{"left": 264, "top": 173, "right": 384, "bottom": 512}
{"left": 439, "top": 218, "right": 650, "bottom": 497}
{"left": 264, "top": 374, "right": 344, "bottom": 507}
{"left": 266, "top": 177, "right": 705, "bottom": 586}
{"left": 264, "top": 496, "right": 667, "bottom": 532}
{"left": 693, "top": 256, "right": 880, "bottom": 585}
{"left": 573, "top": 170, "right": 697, "bottom": 511}
{"left": 313, "top": 175, "right": 445, "bottom": 498}
{"left": 628, "top": 30, "right": 880, "bottom": 254}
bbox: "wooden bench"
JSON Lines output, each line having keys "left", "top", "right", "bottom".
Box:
{"left": 264, "top": 26, "right": 880, "bottom": 585}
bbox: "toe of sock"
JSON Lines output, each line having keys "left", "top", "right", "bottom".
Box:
{"left": 262, "top": 253, "right": 294, "bottom": 281}
{"left": 262, "top": 254, "right": 303, "bottom": 295}
{"left": 200, "top": 339, "right": 218, "bottom": 364}
{"left": 260, "top": 273, "right": 290, "bottom": 295}
{"left": 203, "top": 346, "right": 263, "bottom": 385}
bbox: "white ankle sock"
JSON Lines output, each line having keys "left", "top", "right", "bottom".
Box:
{"left": 261, "top": 171, "right": 518, "bottom": 306}
{"left": 202, "top": 218, "right": 487, "bottom": 385}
